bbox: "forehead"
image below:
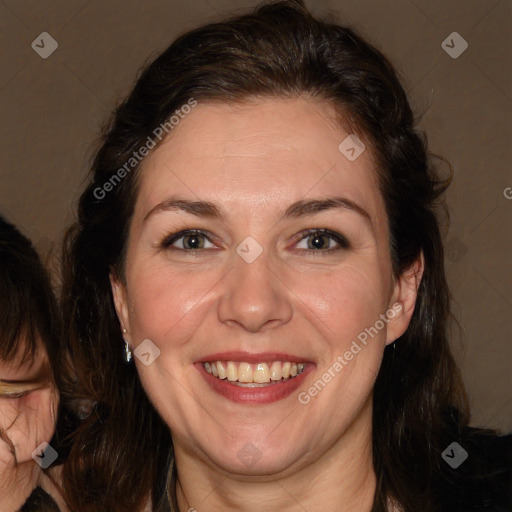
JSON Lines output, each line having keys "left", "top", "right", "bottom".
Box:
{"left": 134, "top": 97, "right": 384, "bottom": 224}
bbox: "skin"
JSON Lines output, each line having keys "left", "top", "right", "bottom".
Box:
{"left": 0, "top": 345, "right": 60, "bottom": 510}
{"left": 112, "top": 97, "right": 423, "bottom": 512}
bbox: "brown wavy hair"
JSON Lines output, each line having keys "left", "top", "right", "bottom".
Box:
{"left": 59, "top": 1, "right": 470, "bottom": 510}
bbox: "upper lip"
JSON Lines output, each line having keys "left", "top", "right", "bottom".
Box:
{"left": 195, "top": 351, "right": 312, "bottom": 364}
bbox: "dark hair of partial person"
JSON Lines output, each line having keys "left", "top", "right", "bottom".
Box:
{"left": 0, "top": 214, "right": 59, "bottom": 375}
{"left": 58, "top": 1, "right": 509, "bottom": 511}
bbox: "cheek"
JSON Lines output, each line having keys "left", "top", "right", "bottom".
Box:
{"left": 0, "top": 388, "right": 57, "bottom": 462}
{"left": 0, "top": 399, "right": 19, "bottom": 426}
{"left": 289, "top": 262, "right": 390, "bottom": 344}
{"left": 21, "top": 388, "right": 57, "bottom": 428}
{"left": 296, "top": 266, "right": 390, "bottom": 406}
{"left": 127, "top": 262, "right": 222, "bottom": 344}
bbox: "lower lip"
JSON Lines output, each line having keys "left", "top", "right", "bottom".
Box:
{"left": 196, "top": 363, "right": 314, "bottom": 404}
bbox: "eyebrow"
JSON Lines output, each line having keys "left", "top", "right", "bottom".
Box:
{"left": 144, "top": 195, "right": 373, "bottom": 228}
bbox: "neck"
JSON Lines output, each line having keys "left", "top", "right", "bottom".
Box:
{"left": 38, "top": 464, "right": 70, "bottom": 511}
{"left": 174, "top": 399, "right": 376, "bottom": 512}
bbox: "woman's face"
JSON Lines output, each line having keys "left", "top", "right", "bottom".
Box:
{"left": 0, "top": 343, "right": 58, "bottom": 474}
{"left": 112, "top": 97, "right": 420, "bottom": 476}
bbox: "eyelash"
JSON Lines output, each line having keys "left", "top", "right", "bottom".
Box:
{"left": 160, "top": 228, "right": 349, "bottom": 255}
{"left": 2, "top": 392, "right": 26, "bottom": 399}
{"left": 0, "top": 389, "right": 30, "bottom": 400}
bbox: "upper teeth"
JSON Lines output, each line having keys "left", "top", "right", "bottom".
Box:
{"left": 203, "top": 361, "right": 305, "bottom": 383}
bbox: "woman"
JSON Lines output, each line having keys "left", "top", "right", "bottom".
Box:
{"left": 59, "top": 1, "right": 511, "bottom": 510}
{"left": 0, "top": 215, "right": 66, "bottom": 511}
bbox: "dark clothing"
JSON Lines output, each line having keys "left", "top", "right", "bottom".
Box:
{"left": 19, "top": 487, "right": 60, "bottom": 512}
{"left": 438, "top": 429, "right": 512, "bottom": 511}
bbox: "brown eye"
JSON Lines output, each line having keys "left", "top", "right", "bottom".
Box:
{"left": 161, "top": 229, "right": 215, "bottom": 251}
{"left": 295, "top": 229, "right": 349, "bottom": 252}
{"left": 181, "top": 233, "right": 205, "bottom": 249}
{"left": 307, "top": 233, "right": 331, "bottom": 250}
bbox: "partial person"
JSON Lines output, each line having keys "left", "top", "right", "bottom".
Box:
{"left": 0, "top": 215, "right": 66, "bottom": 511}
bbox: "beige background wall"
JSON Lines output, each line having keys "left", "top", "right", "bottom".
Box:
{"left": 0, "top": 0, "right": 510, "bottom": 431}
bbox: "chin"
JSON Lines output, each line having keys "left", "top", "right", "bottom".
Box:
{"left": 191, "top": 429, "right": 311, "bottom": 477}
{"left": 209, "top": 448, "right": 299, "bottom": 478}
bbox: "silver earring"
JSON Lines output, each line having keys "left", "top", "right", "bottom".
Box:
{"left": 122, "top": 329, "right": 132, "bottom": 362}
{"left": 124, "top": 340, "right": 132, "bottom": 362}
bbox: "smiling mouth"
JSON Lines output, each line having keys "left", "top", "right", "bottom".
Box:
{"left": 203, "top": 361, "right": 306, "bottom": 387}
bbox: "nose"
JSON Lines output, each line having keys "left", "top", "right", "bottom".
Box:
{"left": 217, "top": 247, "right": 293, "bottom": 333}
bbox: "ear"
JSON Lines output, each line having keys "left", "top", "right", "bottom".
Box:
{"left": 110, "top": 271, "right": 132, "bottom": 343}
{"left": 385, "top": 252, "right": 425, "bottom": 345}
